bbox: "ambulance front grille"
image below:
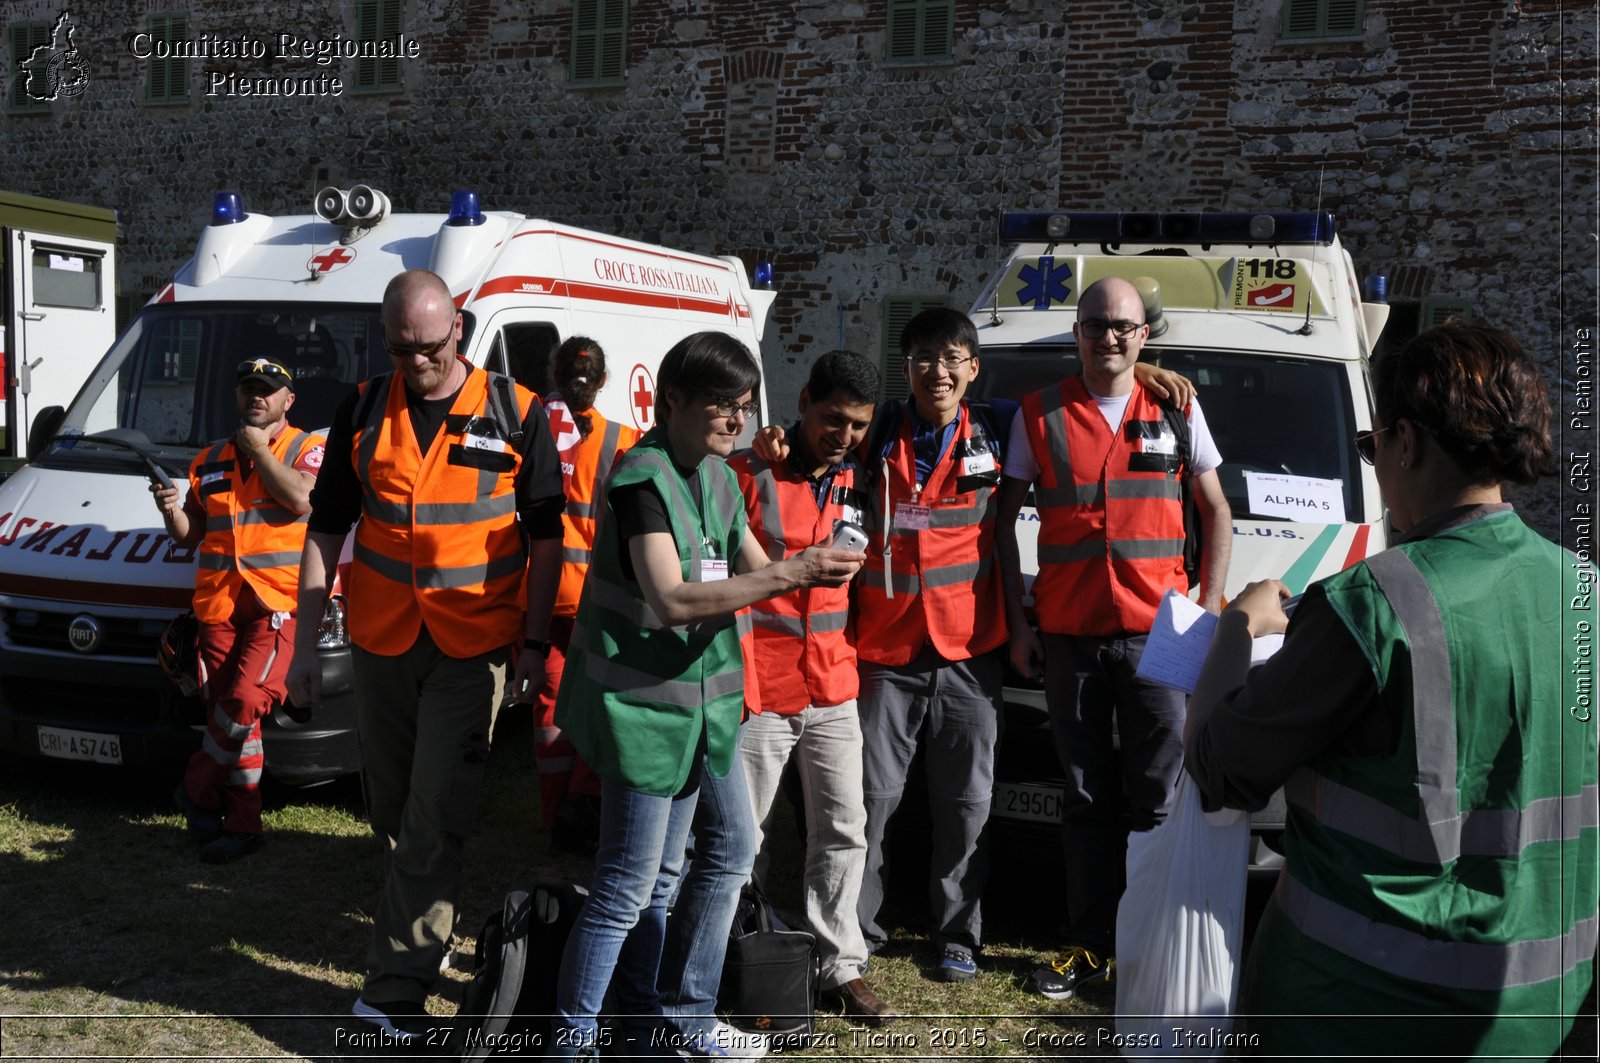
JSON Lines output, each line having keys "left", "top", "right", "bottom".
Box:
{"left": 0, "top": 608, "right": 160, "bottom": 658}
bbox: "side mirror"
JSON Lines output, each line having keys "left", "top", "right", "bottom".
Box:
{"left": 25, "top": 406, "right": 65, "bottom": 460}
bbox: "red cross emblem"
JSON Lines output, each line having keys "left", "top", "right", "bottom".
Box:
{"left": 308, "top": 246, "right": 355, "bottom": 273}
{"left": 629, "top": 364, "right": 655, "bottom": 431}
{"left": 545, "top": 400, "right": 581, "bottom": 453}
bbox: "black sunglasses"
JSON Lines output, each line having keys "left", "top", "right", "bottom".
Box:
{"left": 1354, "top": 426, "right": 1389, "bottom": 465}
{"left": 384, "top": 332, "right": 455, "bottom": 361}
{"left": 236, "top": 359, "right": 292, "bottom": 382}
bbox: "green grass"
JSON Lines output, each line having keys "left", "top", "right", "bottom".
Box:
{"left": 0, "top": 710, "right": 1123, "bottom": 1060}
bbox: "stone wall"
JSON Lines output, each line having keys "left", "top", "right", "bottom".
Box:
{"left": 3, "top": 0, "right": 1593, "bottom": 533}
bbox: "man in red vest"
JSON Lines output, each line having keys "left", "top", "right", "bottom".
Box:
{"left": 730, "top": 350, "right": 898, "bottom": 1023}
{"left": 155, "top": 358, "right": 324, "bottom": 864}
{"left": 996, "top": 276, "right": 1231, "bottom": 1000}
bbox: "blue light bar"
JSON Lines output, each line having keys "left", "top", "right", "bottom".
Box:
{"left": 211, "top": 192, "right": 246, "bottom": 226}
{"left": 446, "top": 189, "right": 485, "bottom": 227}
{"left": 999, "top": 210, "right": 1337, "bottom": 246}
{"left": 753, "top": 260, "right": 775, "bottom": 290}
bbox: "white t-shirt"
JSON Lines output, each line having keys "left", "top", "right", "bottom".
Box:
{"left": 1001, "top": 384, "right": 1222, "bottom": 482}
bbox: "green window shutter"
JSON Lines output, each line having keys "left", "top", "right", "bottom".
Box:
{"left": 887, "top": 0, "right": 954, "bottom": 62}
{"left": 9, "top": 22, "right": 51, "bottom": 111}
{"left": 880, "top": 295, "right": 949, "bottom": 402}
{"left": 1282, "top": 0, "right": 1364, "bottom": 40}
{"left": 355, "top": 0, "right": 404, "bottom": 91}
{"left": 145, "top": 14, "right": 189, "bottom": 103}
{"left": 1418, "top": 297, "right": 1472, "bottom": 332}
{"left": 572, "top": 0, "right": 627, "bottom": 83}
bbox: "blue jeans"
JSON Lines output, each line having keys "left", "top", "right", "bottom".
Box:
{"left": 551, "top": 748, "right": 755, "bottom": 1051}
{"left": 658, "top": 747, "right": 755, "bottom": 1038}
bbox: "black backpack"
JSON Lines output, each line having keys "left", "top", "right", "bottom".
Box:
{"left": 1155, "top": 395, "right": 1202, "bottom": 587}
{"left": 456, "top": 879, "right": 588, "bottom": 1060}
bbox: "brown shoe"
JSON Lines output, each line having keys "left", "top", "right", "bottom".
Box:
{"left": 823, "top": 977, "right": 899, "bottom": 1026}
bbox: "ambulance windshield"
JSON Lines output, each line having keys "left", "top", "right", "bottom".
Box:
{"left": 969, "top": 344, "right": 1363, "bottom": 522}
{"left": 42, "top": 303, "right": 390, "bottom": 466}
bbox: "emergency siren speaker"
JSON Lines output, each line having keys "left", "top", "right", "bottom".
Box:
{"left": 314, "top": 186, "right": 350, "bottom": 224}
{"left": 347, "top": 184, "right": 390, "bottom": 225}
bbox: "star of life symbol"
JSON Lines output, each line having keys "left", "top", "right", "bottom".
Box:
{"left": 20, "top": 12, "right": 89, "bottom": 101}
{"left": 1015, "top": 255, "right": 1073, "bottom": 310}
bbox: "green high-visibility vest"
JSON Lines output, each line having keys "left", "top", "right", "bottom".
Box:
{"left": 1247, "top": 509, "right": 1598, "bottom": 1060}
{"left": 554, "top": 429, "right": 751, "bottom": 797}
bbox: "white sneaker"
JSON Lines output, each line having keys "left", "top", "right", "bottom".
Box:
{"left": 677, "top": 1021, "right": 768, "bottom": 1062}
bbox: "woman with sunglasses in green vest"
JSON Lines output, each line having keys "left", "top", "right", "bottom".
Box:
{"left": 549, "top": 331, "right": 866, "bottom": 1060}
{"left": 1185, "top": 323, "right": 1596, "bottom": 1060}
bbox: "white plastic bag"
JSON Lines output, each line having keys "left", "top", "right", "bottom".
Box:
{"left": 1114, "top": 772, "right": 1250, "bottom": 1058}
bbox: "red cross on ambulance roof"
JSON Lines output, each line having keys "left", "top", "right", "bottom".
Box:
{"left": 630, "top": 365, "right": 655, "bottom": 431}
{"left": 308, "top": 246, "right": 355, "bottom": 273}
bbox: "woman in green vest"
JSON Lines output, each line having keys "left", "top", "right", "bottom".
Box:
{"left": 549, "top": 332, "right": 866, "bottom": 1060}
{"left": 1186, "top": 323, "right": 1596, "bottom": 1060}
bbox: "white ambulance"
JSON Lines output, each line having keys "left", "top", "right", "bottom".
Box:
{"left": 0, "top": 186, "right": 775, "bottom": 783}
{"left": 971, "top": 209, "right": 1392, "bottom": 870}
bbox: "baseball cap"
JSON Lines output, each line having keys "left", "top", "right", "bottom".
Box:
{"left": 236, "top": 358, "right": 294, "bottom": 391}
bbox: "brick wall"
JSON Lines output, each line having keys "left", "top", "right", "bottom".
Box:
{"left": 3, "top": 0, "right": 1592, "bottom": 533}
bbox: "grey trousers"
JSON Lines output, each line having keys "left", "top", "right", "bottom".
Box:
{"left": 856, "top": 647, "right": 1003, "bottom": 955}
{"left": 353, "top": 625, "right": 508, "bottom": 1003}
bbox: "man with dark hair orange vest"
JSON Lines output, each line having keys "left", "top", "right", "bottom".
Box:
{"left": 731, "top": 349, "right": 899, "bottom": 1024}
{"left": 153, "top": 357, "right": 325, "bottom": 864}
{"left": 287, "top": 269, "right": 565, "bottom": 1045}
{"left": 996, "top": 276, "right": 1231, "bottom": 1001}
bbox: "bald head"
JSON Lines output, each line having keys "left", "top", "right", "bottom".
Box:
{"left": 382, "top": 269, "right": 454, "bottom": 319}
{"left": 1074, "top": 276, "right": 1150, "bottom": 395}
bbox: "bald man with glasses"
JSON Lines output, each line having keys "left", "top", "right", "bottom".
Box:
{"left": 996, "top": 276, "right": 1231, "bottom": 1001}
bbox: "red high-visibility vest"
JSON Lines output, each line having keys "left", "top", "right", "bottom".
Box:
{"left": 730, "top": 451, "right": 864, "bottom": 714}
{"left": 348, "top": 367, "right": 533, "bottom": 658}
{"left": 1023, "top": 377, "right": 1186, "bottom": 635}
{"left": 855, "top": 403, "right": 1008, "bottom": 666}
{"left": 190, "top": 428, "right": 322, "bottom": 622}
{"left": 545, "top": 400, "right": 640, "bottom": 619}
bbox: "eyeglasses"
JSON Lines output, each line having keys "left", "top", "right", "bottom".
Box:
{"left": 1354, "top": 425, "right": 1391, "bottom": 465}
{"left": 707, "top": 396, "right": 761, "bottom": 420}
{"left": 905, "top": 353, "right": 973, "bottom": 373}
{"left": 235, "top": 359, "right": 293, "bottom": 383}
{"left": 384, "top": 333, "right": 455, "bottom": 361}
{"left": 1077, "top": 318, "right": 1146, "bottom": 340}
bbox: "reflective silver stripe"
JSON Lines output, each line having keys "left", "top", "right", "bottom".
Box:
{"left": 199, "top": 553, "right": 234, "bottom": 570}
{"left": 928, "top": 501, "right": 988, "bottom": 529}
{"left": 1110, "top": 537, "right": 1185, "bottom": 561}
{"left": 1286, "top": 776, "right": 1600, "bottom": 861}
{"left": 416, "top": 552, "right": 525, "bottom": 590}
{"left": 582, "top": 650, "right": 745, "bottom": 708}
{"left": 752, "top": 611, "right": 805, "bottom": 637}
{"left": 414, "top": 496, "right": 517, "bottom": 525}
{"left": 1109, "top": 478, "right": 1181, "bottom": 501}
{"left": 201, "top": 441, "right": 228, "bottom": 466}
{"left": 255, "top": 641, "right": 279, "bottom": 685}
{"left": 206, "top": 515, "right": 233, "bottom": 533}
{"left": 239, "top": 738, "right": 264, "bottom": 759}
{"left": 1276, "top": 871, "right": 1600, "bottom": 990}
{"left": 865, "top": 566, "right": 920, "bottom": 595}
{"left": 1040, "top": 385, "right": 1074, "bottom": 497}
{"left": 753, "top": 461, "right": 788, "bottom": 561}
{"left": 233, "top": 507, "right": 308, "bottom": 526}
{"left": 563, "top": 546, "right": 591, "bottom": 566}
{"left": 809, "top": 608, "right": 850, "bottom": 634}
{"left": 211, "top": 704, "right": 254, "bottom": 742}
{"left": 567, "top": 500, "right": 596, "bottom": 520}
{"left": 228, "top": 766, "right": 263, "bottom": 786}
{"left": 281, "top": 430, "right": 312, "bottom": 467}
{"left": 1036, "top": 483, "right": 1100, "bottom": 508}
{"left": 238, "top": 551, "right": 303, "bottom": 571}
{"left": 534, "top": 726, "right": 564, "bottom": 743}
{"left": 923, "top": 554, "right": 991, "bottom": 590}
{"left": 352, "top": 542, "right": 524, "bottom": 589}
{"left": 587, "top": 577, "right": 671, "bottom": 630}
{"left": 362, "top": 496, "right": 411, "bottom": 525}
{"left": 201, "top": 733, "right": 233, "bottom": 767}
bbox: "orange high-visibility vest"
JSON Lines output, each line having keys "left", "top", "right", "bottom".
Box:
{"left": 855, "top": 403, "right": 1008, "bottom": 666}
{"left": 730, "top": 451, "right": 865, "bottom": 715}
{"left": 545, "top": 399, "right": 640, "bottom": 619}
{"left": 190, "top": 427, "right": 322, "bottom": 622}
{"left": 348, "top": 367, "right": 533, "bottom": 658}
{"left": 1023, "top": 377, "right": 1186, "bottom": 635}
